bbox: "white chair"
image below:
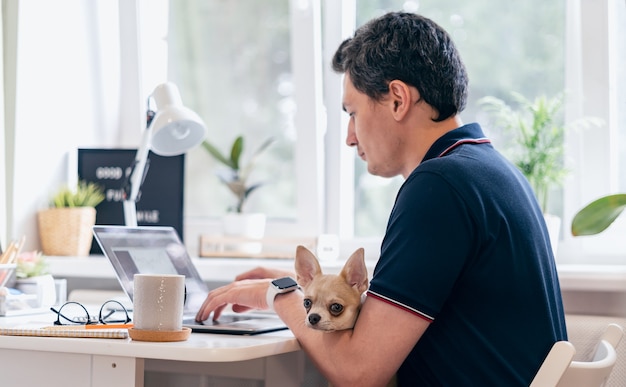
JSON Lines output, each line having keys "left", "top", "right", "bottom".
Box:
{"left": 531, "top": 323, "right": 624, "bottom": 387}
{"left": 556, "top": 323, "right": 624, "bottom": 387}
{"left": 565, "top": 315, "right": 626, "bottom": 387}
{"left": 530, "top": 341, "right": 576, "bottom": 387}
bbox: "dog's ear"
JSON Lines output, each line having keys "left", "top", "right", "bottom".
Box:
{"left": 294, "top": 245, "right": 322, "bottom": 287}
{"left": 340, "top": 248, "right": 368, "bottom": 294}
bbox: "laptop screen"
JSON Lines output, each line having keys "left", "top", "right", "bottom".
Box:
{"left": 92, "top": 225, "right": 208, "bottom": 312}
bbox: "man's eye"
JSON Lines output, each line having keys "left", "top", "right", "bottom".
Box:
{"left": 329, "top": 303, "right": 344, "bottom": 316}
{"left": 303, "top": 299, "right": 312, "bottom": 311}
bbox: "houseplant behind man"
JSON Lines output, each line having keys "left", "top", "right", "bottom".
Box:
{"left": 196, "top": 12, "right": 566, "bottom": 386}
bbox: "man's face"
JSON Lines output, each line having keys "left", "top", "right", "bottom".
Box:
{"left": 342, "top": 74, "right": 404, "bottom": 178}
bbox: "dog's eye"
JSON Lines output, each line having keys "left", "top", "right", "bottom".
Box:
{"left": 329, "top": 303, "right": 344, "bottom": 316}
{"left": 303, "top": 299, "right": 312, "bottom": 311}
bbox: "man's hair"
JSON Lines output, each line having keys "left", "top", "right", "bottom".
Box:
{"left": 332, "top": 12, "right": 468, "bottom": 122}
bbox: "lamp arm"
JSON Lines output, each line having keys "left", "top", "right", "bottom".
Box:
{"left": 123, "top": 126, "right": 153, "bottom": 226}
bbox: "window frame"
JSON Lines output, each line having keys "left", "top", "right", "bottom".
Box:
{"left": 559, "top": 0, "right": 625, "bottom": 264}
{"left": 127, "top": 0, "right": 328, "bottom": 255}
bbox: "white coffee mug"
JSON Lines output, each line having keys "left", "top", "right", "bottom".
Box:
{"left": 133, "top": 274, "right": 185, "bottom": 331}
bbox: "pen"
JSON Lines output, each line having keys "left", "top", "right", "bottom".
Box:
{"left": 0, "top": 236, "right": 25, "bottom": 265}
{"left": 43, "top": 323, "right": 134, "bottom": 330}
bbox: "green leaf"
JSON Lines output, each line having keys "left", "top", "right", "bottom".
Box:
{"left": 202, "top": 140, "right": 235, "bottom": 169}
{"left": 50, "top": 181, "right": 105, "bottom": 208}
{"left": 230, "top": 136, "right": 244, "bottom": 170}
{"left": 571, "top": 194, "right": 626, "bottom": 236}
{"left": 251, "top": 136, "right": 275, "bottom": 159}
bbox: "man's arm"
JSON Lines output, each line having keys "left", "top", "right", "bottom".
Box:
{"left": 274, "top": 289, "right": 430, "bottom": 386}
{"left": 195, "top": 276, "right": 429, "bottom": 386}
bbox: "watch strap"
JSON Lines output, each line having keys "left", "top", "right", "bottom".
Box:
{"left": 266, "top": 284, "right": 277, "bottom": 311}
{"left": 265, "top": 277, "right": 299, "bottom": 310}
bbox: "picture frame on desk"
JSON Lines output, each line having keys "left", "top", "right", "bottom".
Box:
{"left": 77, "top": 148, "right": 185, "bottom": 254}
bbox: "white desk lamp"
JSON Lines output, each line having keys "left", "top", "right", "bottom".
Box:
{"left": 123, "top": 82, "right": 207, "bottom": 227}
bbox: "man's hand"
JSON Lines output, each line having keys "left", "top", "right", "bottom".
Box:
{"left": 195, "top": 266, "right": 297, "bottom": 321}
{"left": 195, "top": 278, "right": 272, "bottom": 322}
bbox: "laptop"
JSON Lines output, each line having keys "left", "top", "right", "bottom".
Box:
{"left": 92, "top": 225, "right": 288, "bottom": 335}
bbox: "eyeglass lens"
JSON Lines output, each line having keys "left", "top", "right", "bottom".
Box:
{"left": 52, "top": 301, "right": 96, "bottom": 325}
{"left": 98, "top": 300, "right": 131, "bottom": 324}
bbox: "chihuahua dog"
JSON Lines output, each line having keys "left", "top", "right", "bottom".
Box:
{"left": 294, "top": 245, "right": 368, "bottom": 332}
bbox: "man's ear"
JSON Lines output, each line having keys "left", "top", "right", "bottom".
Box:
{"left": 294, "top": 245, "right": 322, "bottom": 287}
{"left": 388, "top": 80, "right": 414, "bottom": 121}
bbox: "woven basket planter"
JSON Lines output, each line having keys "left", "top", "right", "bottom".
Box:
{"left": 37, "top": 207, "right": 96, "bottom": 256}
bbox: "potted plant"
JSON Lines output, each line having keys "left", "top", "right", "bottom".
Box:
{"left": 15, "top": 250, "right": 49, "bottom": 279}
{"left": 201, "top": 135, "right": 275, "bottom": 253}
{"left": 202, "top": 135, "right": 275, "bottom": 213}
{"left": 37, "top": 180, "right": 105, "bottom": 256}
{"left": 13, "top": 250, "right": 57, "bottom": 308}
{"left": 571, "top": 194, "right": 626, "bottom": 236}
{"left": 479, "top": 92, "right": 569, "bottom": 213}
{"left": 478, "top": 92, "right": 595, "bottom": 255}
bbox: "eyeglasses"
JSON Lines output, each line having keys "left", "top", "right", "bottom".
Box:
{"left": 50, "top": 300, "right": 132, "bottom": 326}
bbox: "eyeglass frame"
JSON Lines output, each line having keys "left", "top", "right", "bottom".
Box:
{"left": 50, "top": 300, "right": 132, "bottom": 326}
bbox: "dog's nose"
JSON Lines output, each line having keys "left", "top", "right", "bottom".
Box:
{"left": 308, "top": 314, "right": 321, "bottom": 325}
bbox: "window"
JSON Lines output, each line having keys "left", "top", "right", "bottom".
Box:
{"left": 168, "top": 0, "right": 296, "bottom": 220}
{"left": 137, "top": 0, "right": 624, "bottom": 263}
{"left": 139, "top": 0, "right": 324, "bottom": 246}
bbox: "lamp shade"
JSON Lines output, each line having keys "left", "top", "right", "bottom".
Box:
{"left": 122, "top": 82, "right": 207, "bottom": 227}
{"left": 149, "top": 83, "right": 207, "bottom": 156}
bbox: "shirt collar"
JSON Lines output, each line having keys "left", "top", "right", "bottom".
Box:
{"left": 422, "top": 123, "right": 489, "bottom": 162}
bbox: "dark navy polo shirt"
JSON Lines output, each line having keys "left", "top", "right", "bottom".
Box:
{"left": 368, "top": 123, "right": 567, "bottom": 386}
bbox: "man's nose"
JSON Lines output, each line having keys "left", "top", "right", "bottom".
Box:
{"left": 345, "top": 120, "right": 357, "bottom": 147}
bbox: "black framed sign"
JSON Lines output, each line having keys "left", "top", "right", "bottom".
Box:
{"left": 78, "top": 148, "right": 185, "bottom": 254}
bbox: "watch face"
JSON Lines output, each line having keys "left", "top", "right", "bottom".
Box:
{"left": 273, "top": 277, "right": 298, "bottom": 289}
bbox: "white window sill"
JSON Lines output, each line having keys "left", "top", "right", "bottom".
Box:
{"left": 557, "top": 264, "right": 626, "bottom": 292}
{"left": 44, "top": 256, "right": 626, "bottom": 293}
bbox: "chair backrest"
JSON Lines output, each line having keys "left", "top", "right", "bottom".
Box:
{"left": 530, "top": 341, "right": 576, "bottom": 387}
{"left": 565, "top": 315, "right": 626, "bottom": 387}
{"left": 556, "top": 323, "right": 624, "bottom": 387}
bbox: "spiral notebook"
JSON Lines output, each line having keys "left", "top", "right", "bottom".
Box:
{"left": 0, "top": 325, "right": 128, "bottom": 339}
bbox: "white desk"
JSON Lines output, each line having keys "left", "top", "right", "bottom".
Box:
{"left": 0, "top": 313, "right": 304, "bottom": 387}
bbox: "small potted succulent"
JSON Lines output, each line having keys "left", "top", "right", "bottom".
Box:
{"left": 13, "top": 250, "right": 57, "bottom": 308}
{"left": 202, "top": 135, "right": 275, "bottom": 253}
{"left": 37, "top": 180, "right": 105, "bottom": 256}
{"left": 15, "top": 250, "right": 49, "bottom": 279}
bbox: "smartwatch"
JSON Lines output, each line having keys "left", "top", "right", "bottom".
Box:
{"left": 266, "top": 277, "right": 300, "bottom": 310}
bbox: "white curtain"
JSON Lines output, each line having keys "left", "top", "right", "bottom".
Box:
{"left": 8, "top": 0, "right": 133, "bottom": 251}
{"left": 0, "top": 2, "right": 6, "bottom": 248}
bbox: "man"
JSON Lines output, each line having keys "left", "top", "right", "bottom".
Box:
{"left": 196, "top": 12, "right": 567, "bottom": 386}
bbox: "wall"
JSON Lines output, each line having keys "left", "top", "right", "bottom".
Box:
{"left": 4, "top": 1, "right": 142, "bottom": 251}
